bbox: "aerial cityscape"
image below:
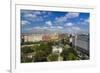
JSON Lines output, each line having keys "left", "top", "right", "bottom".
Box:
{"left": 21, "top": 9, "right": 90, "bottom": 63}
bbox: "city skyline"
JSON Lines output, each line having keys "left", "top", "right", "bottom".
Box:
{"left": 21, "top": 9, "right": 89, "bottom": 34}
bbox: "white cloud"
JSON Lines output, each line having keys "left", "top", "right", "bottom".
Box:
{"left": 78, "top": 18, "right": 89, "bottom": 25}
{"left": 21, "top": 20, "right": 30, "bottom": 26}
{"left": 42, "top": 26, "right": 48, "bottom": 29}
{"left": 26, "top": 26, "right": 49, "bottom": 31}
{"left": 22, "top": 11, "right": 44, "bottom": 22}
{"left": 43, "top": 12, "right": 52, "bottom": 18}
{"left": 45, "top": 21, "right": 52, "bottom": 26}
{"left": 63, "top": 26, "right": 82, "bottom": 33}
{"left": 82, "top": 19, "right": 89, "bottom": 25}
{"left": 55, "top": 16, "right": 67, "bottom": 23}
{"left": 43, "top": 15, "right": 48, "bottom": 18}
{"left": 25, "top": 25, "right": 83, "bottom": 34}
{"left": 85, "top": 18, "right": 89, "bottom": 24}
{"left": 64, "top": 22, "right": 74, "bottom": 26}
{"left": 22, "top": 10, "right": 41, "bottom": 16}
{"left": 25, "top": 26, "right": 42, "bottom": 31}
{"left": 33, "top": 11, "right": 41, "bottom": 15}
{"left": 55, "top": 12, "right": 80, "bottom": 25}
{"left": 56, "top": 26, "right": 63, "bottom": 29}
{"left": 50, "top": 26, "right": 56, "bottom": 29}
{"left": 24, "top": 14, "right": 37, "bottom": 18}
{"left": 71, "top": 26, "right": 81, "bottom": 32}
{"left": 34, "top": 26, "right": 41, "bottom": 29}
{"left": 66, "top": 12, "right": 80, "bottom": 19}
{"left": 25, "top": 25, "right": 64, "bottom": 32}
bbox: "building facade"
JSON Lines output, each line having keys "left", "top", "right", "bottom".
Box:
{"left": 21, "top": 33, "right": 43, "bottom": 42}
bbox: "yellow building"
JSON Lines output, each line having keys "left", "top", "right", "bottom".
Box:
{"left": 50, "top": 33, "right": 59, "bottom": 41}
{"left": 23, "top": 34, "right": 43, "bottom": 42}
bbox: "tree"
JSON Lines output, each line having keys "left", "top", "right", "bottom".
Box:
{"left": 47, "top": 53, "right": 58, "bottom": 61}
{"left": 68, "top": 47, "right": 78, "bottom": 56}
{"left": 21, "top": 46, "right": 34, "bottom": 54}
{"left": 34, "top": 42, "right": 52, "bottom": 55}
{"left": 33, "top": 50, "right": 47, "bottom": 62}
{"left": 67, "top": 53, "right": 77, "bottom": 60}
{"left": 61, "top": 48, "right": 69, "bottom": 60}
{"left": 61, "top": 45, "right": 78, "bottom": 61}
{"left": 21, "top": 46, "right": 34, "bottom": 63}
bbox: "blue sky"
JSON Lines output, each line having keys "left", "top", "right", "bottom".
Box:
{"left": 21, "top": 9, "right": 89, "bottom": 34}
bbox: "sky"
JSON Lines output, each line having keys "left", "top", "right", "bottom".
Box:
{"left": 21, "top": 9, "right": 90, "bottom": 34}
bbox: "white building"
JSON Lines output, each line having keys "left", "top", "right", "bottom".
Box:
{"left": 52, "top": 46, "right": 63, "bottom": 54}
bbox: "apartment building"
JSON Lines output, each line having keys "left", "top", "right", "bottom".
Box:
{"left": 72, "top": 34, "right": 89, "bottom": 56}
{"left": 21, "top": 33, "right": 43, "bottom": 42}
